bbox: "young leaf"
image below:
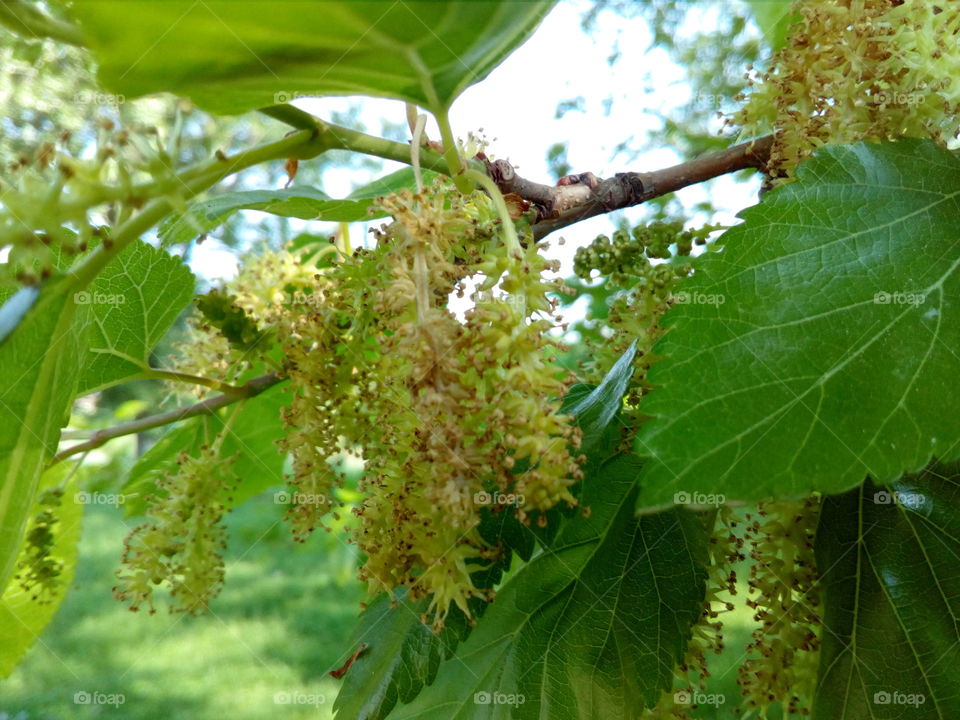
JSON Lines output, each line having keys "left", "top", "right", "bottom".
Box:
{"left": 635, "top": 140, "right": 960, "bottom": 510}
{"left": 0, "top": 465, "right": 83, "bottom": 678}
{"left": 561, "top": 341, "right": 636, "bottom": 455}
{"left": 69, "top": 2, "right": 555, "bottom": 114}
{"left": 386, "top": 455, "right": 709, "bottom": 719}
{"left": 158, "top": 168, "right": 438, "bottom": 246}
{"left": 814, "top": 464, "right": 960, "bottom": 719}
{"left": 332, "top": 588, "right": 470, "bottom": 720}
{"left": 77, "top": 240, "right": 195, "bottom": 395}
{"left": 0, "top": 279, "right": 87, "bottom": 595}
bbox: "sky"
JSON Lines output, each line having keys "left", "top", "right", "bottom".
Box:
{"left": 190, "top": 0, "right": 761, "bottom": 282}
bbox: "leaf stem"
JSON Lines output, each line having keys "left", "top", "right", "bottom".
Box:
{"left": 434, "top": 108, "right": 472, "bottom": 194}
{"left": 141, "top": 368, "right": 247, "bottom": 395}
{"left": 50, "top": 373, "right": 284, "bottom": 466}
{"left": 66, "top": 129, "right": 332, "bottom": 288}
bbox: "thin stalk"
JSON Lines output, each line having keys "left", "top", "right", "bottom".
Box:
{"left": 463, "top": 169, "right": 521, "bottom": 253}
{"left": 434, "top": 108, "right": 472, "bottom": 194}
{"left": 50, "top": 373, "right": 284, "bottom": 466}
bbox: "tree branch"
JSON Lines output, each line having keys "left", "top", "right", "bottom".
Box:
{"left": 50, "top": 373, "right": 285, "bottom": 466}
{"left": 484, "top": 135, "right": 774, "bottom": 240}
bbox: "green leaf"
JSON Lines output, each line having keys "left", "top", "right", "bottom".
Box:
{"left": 748, "top": 1, "right": 802, "bottom": 52}
{"left": 122, "top": 385, "right": 288, "bottom": 516}
{"left": 561, "top": 341, "right": 636, "bottom": 455}
{"left": 158, "top": 168, "right": 438, "bottom": 246}
{"left": 0, "top": 279, "right": 87, "bottom": 595}
{"left": 70, "top": 1, "right": 554, "bottom": 114}
{"left": 332, "top": 588, "right": 474, "bottom": 720}
{"left": 77, "top": 240, "right": 195, "bottom": 395}
{"left": 387, "top": 455, "right": 709, "bottom": 719}
{"left": 635, "top": 140, "right": 960, "bottom": 510}
{"left": 814, "top": 463, "right": 960, "bottom": 719}
{"left": 0, "top": 465, "right": 83, "bottom": 678}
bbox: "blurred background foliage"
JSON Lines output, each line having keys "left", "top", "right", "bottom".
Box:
{"left": 0, "top": 1, "right": 774, "bottom": 718}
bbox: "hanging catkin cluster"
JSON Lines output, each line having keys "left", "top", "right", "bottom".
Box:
{"left": 730, "top": 0, "right": 960, "bottom": 183}
{"left": 114, "top": 444, "right": 236, "bottom": 614}
{"left": 278, "top": 178, "right": 583, "bottom": 626}
{"left": 738, "top": 498, "right": 821, "bottom": 717}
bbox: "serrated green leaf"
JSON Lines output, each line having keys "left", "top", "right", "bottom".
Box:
{"left": 635, "top": 140, "right": 960, "bottom": 510}
{"left": 158, "top": 168, "right": 438, "bottom": 246}
{"left": 0, "top": 279, "right": 87, "bottom": 595}
{"left": 122, "top": 385, "right": 288, "bottom": 516}
{"left": 0, "top": 465, "right": 83, "bottom": 678}
{"left": 70, "top": 1, "right": 554, "bottom": 114}
{"left": 331, "top": 500, "right": 532, "bottom": 720}
{"left": 77, "top": 240, "right": 195, "bottom": 395}
{"left": 332, "top": 588, "right": 474, "bottom": 720}
{"left": 385, "top": 455, "right": 708, "bottom": 720}
{"left": 814, "top": 464, "right": 960, "bottom": 719}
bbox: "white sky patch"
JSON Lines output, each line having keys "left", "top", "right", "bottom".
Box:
{"left": 190, "top": 239, "right": 239, "bottom": 282}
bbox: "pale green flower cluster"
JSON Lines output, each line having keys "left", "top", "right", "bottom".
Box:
{"left": 732, "top": 0, "right": 960, "bottom": 183}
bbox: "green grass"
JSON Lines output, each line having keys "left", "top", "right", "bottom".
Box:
{"left": 0, "top": 494, "right": 363, "bottom": 720}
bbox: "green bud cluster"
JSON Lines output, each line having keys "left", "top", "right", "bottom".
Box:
{"left": 729, "top": 0, "right": 960, "bottom": 184}
{"left": 166, "top": 245, "right": 324, "bottom": 398}
{"left": 13, "top": 487, "right": 67, "bottom": 603}
{"left": 113, "top": 444, "right": 237, "bottom": 615}
{"left": 573, "top": 222, "right": 715, "bottom": 439}
{"left": 194, "top": 288, "right": 267, "bottom": 351}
